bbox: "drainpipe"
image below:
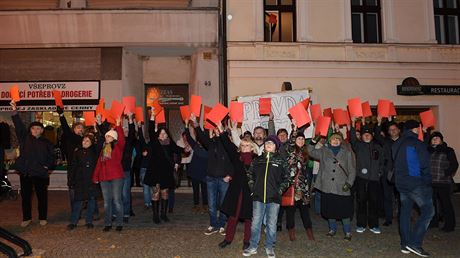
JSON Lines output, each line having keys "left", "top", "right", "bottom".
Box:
{"left": 218, "top": 0, "right": 228, "bottom": 105}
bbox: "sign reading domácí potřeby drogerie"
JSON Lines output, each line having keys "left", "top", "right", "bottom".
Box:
{"left": 0, "top": 81, "right": 100, "bottom": 112}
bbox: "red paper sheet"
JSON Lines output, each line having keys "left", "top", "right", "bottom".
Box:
{"left": 96, "top": 98, "right": 105, "bottom": 115}
{"left": 180, "top": 105, "right": 191, "bottom": 122}
{"left": 135, "top": 107, "right": 144, "bottom": 123}
{"left": 389, "top": 102, "right": 397, "bottom": 116}
{"left": 190, "top": 95, "right": 202, "bottom": 117}
{"left": 310, "top": 104, "right": 321, "bottom": 121}
{"left": 155, "top": 109, "right": 166, "bottom": 124}
{"left": 203, "top": 105, "right": 214, "bottom": 129}
{"left": 301, "top": 98, "right": 310, "bottom": 109}
{"left": 83, "top": 111, "right": 95, "bottom": 126}
{"left": 102, "top": 109, "right": 116, "bottom": 124}
{"left": 348, "top": 97, "right": 363, "bottom": 117}
{"left": 151, "top": 99, "right": 163, "bottom": 115}
{"left": 110, "top": 100, "right": 125, "bottom": 119}
{"left": 377, "top": 99, "right": 391, "bottom": 117}
{"left": 315, "top": 116, "right": 331, "bottom": 137}
{"left": 229, "top": 101, "right": 244, "bottom": 123}
{"left": 419, "top": 109, "right": 435, "bottom": 128}
{"left": 361, "top": 101, "right": 372, "bottom": 118}
{"left": 206, "top": 103, "right": 229, "bottom": 126}
{"left": 333, "top": 109, "right": 349, "bottom": 126}
{"left": 288, "top": 103, "right": 311, "bottom": 127}
{"left": 52, "top": 90, "right": 64, "bottom": 108}
{"left": 10, "top": 85, "right": 20, "bottom": 102}
{"left": 259, "top": 98, "right": 271, "bottom": 115}
{"left": 323, "top": 108, "right": 332, "bottom": 118}
{"left": 355, "top": 121, "right": 362, "bottom": 132}
{"left": 122, "top": 96, "right": 136, "bottom": 114}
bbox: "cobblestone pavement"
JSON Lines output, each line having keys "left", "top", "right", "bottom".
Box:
{"left": 0, "top": 189, "right": 459, "bottom": 258}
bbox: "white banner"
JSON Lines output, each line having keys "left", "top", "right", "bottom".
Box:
{"left": 237, "top": 90, "right": 314, "bottom": 138}
{"left": 0, "top": 81, "right": 100, "bottom": 111}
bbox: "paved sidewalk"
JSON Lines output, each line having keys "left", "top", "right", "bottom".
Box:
{"left": 0, "top": 189, "right": 459, "bottom": 257}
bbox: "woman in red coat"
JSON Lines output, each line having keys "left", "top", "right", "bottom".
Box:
{"left": 92, "top": 118, "right": 125, "bottom": 232}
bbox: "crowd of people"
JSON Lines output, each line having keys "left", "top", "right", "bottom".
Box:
{"left": 4, "top": 99, "right": 459, "bottom": 258}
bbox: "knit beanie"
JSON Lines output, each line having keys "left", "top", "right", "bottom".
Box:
{"left": 105, "top": 129, "right": 118, "bottom": 141}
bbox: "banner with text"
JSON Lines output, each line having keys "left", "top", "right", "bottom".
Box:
{"left": 237, "top": 90, "right": 314, "bottom": 138}
{"left": 0, "top": 81, "right": 100, "bottom": 112}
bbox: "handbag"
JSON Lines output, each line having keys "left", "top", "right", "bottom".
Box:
{"left": 281, "top": 169, "right": 299, "bottom": 207}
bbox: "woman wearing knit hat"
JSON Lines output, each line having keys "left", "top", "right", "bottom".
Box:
{"left": 308, "top": 130, "right": 356, "bottom": 241}
{"left": 92, "top": 118, "right": 125, "bottom": 232}
{"left": 428, "top": 131, "right": 458, "bottom": 232}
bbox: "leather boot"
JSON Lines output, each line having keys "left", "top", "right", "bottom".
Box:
{"left": 288, "top": 228, "right": 296, "bottom": 241}
{"left": 160, "top": 199, "right": 170, "bottom": 222}
{"left": 152, "top": 200, "right": 160, "bottom": 224}
{"left": 306, "top": 228, "right": 315, "bottom": 241}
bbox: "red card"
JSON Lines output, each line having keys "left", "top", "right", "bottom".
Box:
{"left": 83, "top": 111, "right": 95, "bottom": 127}
{"left": 315, "top": 116, "right": 331, "bottom": 137}
{"left": 333, "top": 109, "right": 349, "bottom": 126}
{"left": 155, "top": 109, "right": 166, "bottom": 124}
{"left": 323, "top": 108, "right": 332, "bottom": 118}
{"left": 102, "top": 109, "right": 116, "bottom": 124}
{"left": 377, "top": 99, "right": 391, "bottom": 118}
{"left": 355, "top": 121, "right": 362, "bottom": 132}
{"left": 288, "top": 102, "right": 311, "bottom": 127}
{"left": 389, "top": 102, "right": 397, "bottom": 116}
{"left": 151, "top": 99, "right": 163, "bottom": 115}
{"left": 122, "top": 96, "right": 136, "bottom": 114}
{"left": 135, "top": 107, "right": 144, "bottom": 123}
{"left": 310, "top": 104, "right": 321, "bottom": 121}
{"left": 110, "top": 100, "right": 125, "bottom": 119}
{"left": 348, "top": 97, "right": 363, "bottom": 118}
{"left": 190, "top": 95, "right": 202, "bottom": 117}
{"left": 229, "top": 101, "right": 244, "bottom": 123}
{"left": 180, "top": 105, "right": 191, "bottom": 122}
{"left": 361, "top": 101, "right": 372, "bottom": 118}
{"left": 52, "top": 90, "right": 64, "bottom": 108}
{"left": 206, "top": 103, "right": 229, "bottom": 125}
{"left": 203, "top": 105, "right": 214, "bottom": 129}
{"left": 96, "top": 98, "right": 105, "bottom": 115}
{"left": 259, "top": 98, "right": 271, "bottom": 115}
{"left": 419, "top": 109, "right": 435, "bottom": 128}
{"left": 301, "top": 98, "right": 310, "bottom": 109}
{"left": 10, "top": 85, "right": 20, "bottom": 102}
{"left": 418, "top": 125, "right": 424, "bottom": 141}
{"left": 345, "top": 111, "right": 351, "bottom": 125}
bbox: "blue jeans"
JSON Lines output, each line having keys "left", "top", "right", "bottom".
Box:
{"left": 139, "top": 168, "right": 152, "bottom": 206}
{"left": 70, "top": 197, "right": 96, "bottom": 225}
{"left": 122, "top": 170, "right": 131, "bottom": 217}
{"left": 399, "top": 185, "right": 434, "bottom": 249}
{"left": 206, "top": 176, "right": 229, "bottom": 228}
{"left": 249, "top": 201, "right": 280, "bottom": 250}
{"left": 101, "top": 179, "right": 124, "bottom": 227}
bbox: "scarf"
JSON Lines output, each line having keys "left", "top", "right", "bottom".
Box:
{"left": 102, "top": 143, "right": 112, "bottom": 160}
{"left": 159, "top": 138, "right": 170, "bottom": 146}
{"left": 328, "top": 145, "right": 341, "bottom": 156}
{"left": 240, "top": 152, "right": 253, "bottom": 166}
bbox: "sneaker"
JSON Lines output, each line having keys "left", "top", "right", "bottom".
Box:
{"left": 204, "top": 226, "right": 219, "bottom": 236}
{"left": 401, "top": 246, "right": 410, "bottom": 254}
{"left": 344, "top": 232, "right": 352, "bottom": 241}
{"left": 242, "top": 247, "right": 257, "bottom": 257}
{"left": 326, "top": 230, "right": 336, "bottom": 237}
{"left": 39, "top": 220, "right": 48, "bottom": 226}
{"left": 265, "top": 248, "right": 276, "bottom": 258}
{"left": 219, "top": 227, "right": 226, "bottom": 236}
{"left": 243, "top": 242, "right": 250, "bottom": 250}
{"left": 406, "top": 246, "right": 430, "bottom": 257}
{"left": 20, "top": 220, "right": 32, "bottom": 228}
{"left": 356, "top": 227, "right": 366, "bottom": 233}
{"left": 369, "top": 227, "right": 381, "bottom": 234}
{"left": 67, "top": 224, "right": 76, "bottom": 230}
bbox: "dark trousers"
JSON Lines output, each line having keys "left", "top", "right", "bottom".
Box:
{"left": 431, "top": 184, "right": 456, "bottom": 230}
{"left": 356, "top": 177, "right": 380, "bottom": 228}
{"left": 131, "top": 167, "right": 141, "bottom": 187}
{"left": 225, "top": 191, "right": 251, "bottom": 243}
{"left": 192, "top": 179, "right": 208, "bottom": 206}
{"left": 20, "top": 176, "right": 49, "bottom": 221}
{"left": 381, "top": 174, "right": 395, "bottom": 223}
{"left": 277, "top": 207, "right": 284, "bottom": 227}
{"left": 285, "top": 200, "right": 312, "bottom": 230}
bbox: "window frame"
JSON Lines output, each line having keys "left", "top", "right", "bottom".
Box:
{"left": 263, "top": 0, "right": 297, "bottom": 42}
{"left": 433, "top": 0, "right": 460, "bottom": 44}
{"left": 351, "top": 0, "right": 382, "bottom": 43}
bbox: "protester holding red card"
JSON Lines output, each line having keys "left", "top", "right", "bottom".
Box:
{"left": 53, "top": 90, "right": 64, "bottom": 108}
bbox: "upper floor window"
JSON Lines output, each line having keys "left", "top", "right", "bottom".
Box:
{"left": 264, "top": 0, "right": 296, "bottom": 42}
{"left": 434, "top": 0, "right": 460, "bottom": 44}
{"left": 351, "top": 0, "right": 382, "bottom": 43}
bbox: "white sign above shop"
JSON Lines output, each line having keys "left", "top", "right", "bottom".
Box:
{"left": 0, "top": 81, "right": 100, "bottom": 112}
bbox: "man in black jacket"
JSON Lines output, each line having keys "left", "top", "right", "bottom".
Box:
{"left": 121, "top": 113, "right": 136, "bottom": 222}
{"left": 11, "top": 102, "right": 55, "bottom": 227}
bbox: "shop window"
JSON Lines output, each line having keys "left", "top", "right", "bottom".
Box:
{"left": 351, "top": 0, "right": 382, "bottom": 43}
{"left": 264, "top": 0, "right": 296, "bottom": 42}
{"left": 434, "top": 0, "right": 460, "bottom": 44}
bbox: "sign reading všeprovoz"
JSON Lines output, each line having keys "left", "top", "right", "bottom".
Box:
{"left": 0, "top": 81, "right": 100, "bottom": 111}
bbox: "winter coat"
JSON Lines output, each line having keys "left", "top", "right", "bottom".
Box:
{"left": 349, "top": 126, "right": 385, "bottom": 182}
{"left": 247, "top": 151, "right": 291, "bottom": 204}
{"left": 219, "top": 132, "right": 253, "bottom": 219}
{"left": 392, "top": 131, "right": 431, "bottom": 192}
{"left": 308, "top": 142, "right": 356, "bottom": 196}
{"left": 59, "top": 115, "right": 83, "bottom": 166}
{"left": 195, "top": 126, "right": 234, "bottom": 178}
{"left": 374, "top": 125, "right": 398, "bottom": 182}
{"left": 68, "top": 145, "right": 102, "bottom": 201}
{"left": 428, "top": 142, "right": 458, "bottom": 185}
{"left": 286, "top": 131, "right": 310, "bottom": 201}
{"left": 185, "top": 128, "right": 208, "bottom": 182}
{"left": 121, "top": 122, "right": 136, "bottom": 171}
{"left": 92, "top": 126, "right": 125, "bottom": 183}
{"left": 137, "top": 127, "right": 151, "bottom": 169}
{"left": 12, "top": 114, "right": 55, "bottom": 178}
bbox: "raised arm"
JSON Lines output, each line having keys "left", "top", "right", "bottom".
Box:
{"left": 10, "top": 102, "right": 27, "bottom": 142}
{"left": 219, "top": 131, "right": 240, "bottom": 165}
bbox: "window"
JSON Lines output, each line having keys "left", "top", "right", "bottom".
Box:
{"left": 434, "top": 0, "right": 460, "bottom": 44}
{"left": 264, "top": 0, "right": 296, "bottom": 42}
{"left": 351, "top": 0, "right": 382, "bottom": 43}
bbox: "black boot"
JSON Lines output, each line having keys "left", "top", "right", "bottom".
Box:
{"left": 152, "top": 200, "right": 160, "bottom": 224}
{"left": 160, "top": 199, "right": 170, "bottom": 222}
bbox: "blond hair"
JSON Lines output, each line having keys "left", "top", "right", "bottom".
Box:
{"left": 238, "top": 138, "right": 258, "bottom": 154}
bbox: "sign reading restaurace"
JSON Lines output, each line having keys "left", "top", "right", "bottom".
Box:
{"left": 0, "top": 81, "right": 100, "bottom": 111}
{"left": 397, "top": 85, "right": 460, "bottom": 96}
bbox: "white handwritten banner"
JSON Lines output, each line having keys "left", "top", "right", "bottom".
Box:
{"left": 237, "top": 90, "right": 314, "bottom": 138}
